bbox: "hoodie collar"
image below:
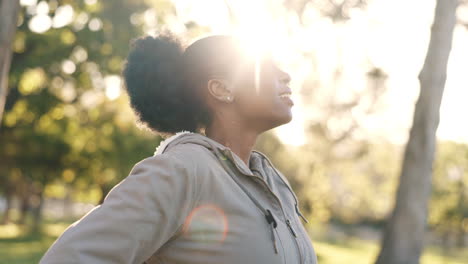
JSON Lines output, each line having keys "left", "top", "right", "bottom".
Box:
{"left": 154, "top": 131, "right": 264, "bottom": 177}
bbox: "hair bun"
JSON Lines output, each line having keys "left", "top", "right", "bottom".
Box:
{"left": 123, "top": 33, "right": 200, "bottom": 135}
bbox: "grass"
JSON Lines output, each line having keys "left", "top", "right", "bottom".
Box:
{"left": 0, "top": 221, "right": 71, "bottom": 264}
{"left": 0, "top": 221, "right": 466, "bottom": 264}
{"left": 314, "top": 238, "right": 468, "bottom": 264}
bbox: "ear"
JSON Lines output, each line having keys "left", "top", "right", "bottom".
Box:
{"left": 207, "top": 79, "right": 234, "bottom": 103}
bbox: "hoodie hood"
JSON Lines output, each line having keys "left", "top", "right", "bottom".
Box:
{"left": 154, "top": 131, "right": 225, "bottom": 156}
{"left": 153, "top": 131, "right": 268, "bottom": 178}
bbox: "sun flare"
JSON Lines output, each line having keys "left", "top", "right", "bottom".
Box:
{"left": 222, "top": 0, "right": 297, "bottom": 98}
{"left": 221, "top": 0, "right": 307, "bottom": 145}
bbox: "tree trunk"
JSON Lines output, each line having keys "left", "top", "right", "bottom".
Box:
{"left": 63, "top": 184, "right": 74, "bottom": 218}
{"left": 18, "top": 192, "right": 30, "bottom": 225}
{"left": 0, "top": 0, "right": 20, "bottom": 125}
{"left": 31, "top": 190, "right": 44, "bottom": 233}
{"left": 0, "top": 192, "right": 13, "bottom": 224}
{"left": 456, "top": 180, "right": 465, "bottom": 248}
{"left": 375, "top": 1, "right": 458, "bottom": 264}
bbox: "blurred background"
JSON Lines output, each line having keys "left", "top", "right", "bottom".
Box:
{"left": 0, "top": 0, "right": 467, "bottom": 263}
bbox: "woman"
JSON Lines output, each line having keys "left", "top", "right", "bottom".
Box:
{"left": 40, "top": 33, "right": 317, "bottom": 264}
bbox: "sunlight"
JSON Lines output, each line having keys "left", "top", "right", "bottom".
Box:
{"left": 224, "top": 0, "right": 307, "bottom": 144}
{"left": 20, "top": 0, "right": 37, "bottom": 6}
{"left": 202, "top": 1, "right": 295, "bottom": 101}
{"left": 234, "top": 33, "right": 270, "bottom": 95}
{"left": 227, "top": 0, "right": 293, "bottom": 65}
{"left": 29, "top": 14, "right": 52, "bottom": 33}
{"left": 104, "top": 75, "right": 122, "bottom": 101}
{"left": 52, "top": 4, "right": 74, "bottom": 28}
{"left": 0, "top": 224, "right": 24, "bottom": 239}
{"left": 172, "top": 0, "right": 468, "bottom": 145}
{"left": 61, "top": 59, "right": 76, "bottom": 75}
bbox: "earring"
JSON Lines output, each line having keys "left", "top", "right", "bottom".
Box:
{"left": 226, "top": 96, "right": 233, "bottom": 102}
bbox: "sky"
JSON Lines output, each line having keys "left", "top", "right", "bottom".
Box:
{"left": 171, "top": 0, "right": 468, "bottom": 146}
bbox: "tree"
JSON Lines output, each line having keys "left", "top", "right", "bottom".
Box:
{"left": 375, "top": 0, "right": 459, "bottom": 263}
{"left": 0, "top": 0, "right": 174, "bottom": 228}
{"left": 0, "top": 0, "right": 20, "bottom": 125}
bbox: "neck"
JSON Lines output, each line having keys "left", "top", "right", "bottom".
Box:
{"left": 205, "top": 116, "right": 259, "bottom": 168}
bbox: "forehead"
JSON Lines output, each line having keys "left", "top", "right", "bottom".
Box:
{"left": 184, "top": 36, "right": 281, "bottom": 77}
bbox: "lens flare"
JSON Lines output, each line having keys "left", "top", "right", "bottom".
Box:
{"left": 254, "top": 55, "right": 261, "bottom": 95}
{"left": 183, "top": 204, "right": 228, "bottom": 243}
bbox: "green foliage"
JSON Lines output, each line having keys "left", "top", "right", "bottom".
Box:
{"left": 0, "top": 0, "right": 181, "bottom": 220}
{"left": 430, "top": 141, "right": 468, "bottom": 245}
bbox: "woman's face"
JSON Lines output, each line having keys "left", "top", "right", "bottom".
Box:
{"left": 230, "top": 55, "right": 293, "bottom": 132}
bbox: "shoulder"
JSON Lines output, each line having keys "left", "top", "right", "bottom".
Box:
{"left": 134, "top": 141, "right": 210, "bottom": 174}
{"left": 132, "top": 142, "right": 215, "bottom": 188}
{"left": 113, "top": 144, "right": 210, "bottom": 203}
{"left": 161, "top": 143, "right": 217, "bottom": 170}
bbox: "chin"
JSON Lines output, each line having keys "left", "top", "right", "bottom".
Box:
{"left": 273, "top": 111, "right": 293, "bottom": 128}
{"left": 282, "top": 113, "right": 293, "bottom": 124}
{"left": 260, "top": 108, "right": 293, "bottom": 131}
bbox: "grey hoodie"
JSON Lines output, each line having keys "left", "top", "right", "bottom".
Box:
{"left": 40, "top": 131, "right": 318, "bottom": 264}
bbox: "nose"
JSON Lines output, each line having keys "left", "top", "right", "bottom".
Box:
{"left": 279, "top": 70, "right": 291, "bottom": 85}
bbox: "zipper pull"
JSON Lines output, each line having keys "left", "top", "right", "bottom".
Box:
{"left": 265, "top": 209, "right": 277, "bottom": 228}
{"left": 295, "top": 204, "right": 309, "bottom": 224}
{"left": 286, "top": 219, "right": 297, "bottom": 237}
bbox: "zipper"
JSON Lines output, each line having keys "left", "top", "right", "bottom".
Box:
{"left": 253, "top": 150, "right": 310, "bottom": 224}
{"left": 222, "top": 149, "right": 304, "bottom": 264}
{"left": 250, "top": 150, "right": 307, "bottom": 264}
{"left": 248, "top": 175, "right": 303, "bottom": 263}
{"left": 212, "top": 147, "right": 280, "bottom": 254}
{"left": 286, "top": 219, "right": 297, "bottom": 237}
{"left": 286, "top": 218, "right": 303, "bottom": 263}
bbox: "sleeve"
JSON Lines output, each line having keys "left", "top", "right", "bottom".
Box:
{"left": 40, "top": 153, "right": 198, "bottom": 264}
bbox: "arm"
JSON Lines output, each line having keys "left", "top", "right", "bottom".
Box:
{"left": 40, "top": 153, "right": 197, "bottom": 264}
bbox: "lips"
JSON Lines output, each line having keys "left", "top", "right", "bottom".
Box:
{"left": 278, "top": 92, "right": 291, "bottom": 98}
{"left": 278, "top": 90, "right": 294, "bottom": 106}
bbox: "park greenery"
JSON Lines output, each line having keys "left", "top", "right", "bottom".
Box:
{"left": 0, "top": 0, "right": 467, "bottom": 263}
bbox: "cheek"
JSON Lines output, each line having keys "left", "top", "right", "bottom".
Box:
{"left": 235, "top": 81, "right": 284, "bottom": 118}
{"left": 238, "top": 77, "right": 272, "bottom": 101}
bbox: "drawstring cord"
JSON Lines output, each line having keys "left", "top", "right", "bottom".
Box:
{"left": 295, "top": 204, "right": 309, "bottom": 224}
{"left": 270, "top": 225, "right": 278, "bottom": 254}
{"left": 265, "top": 209, "right": 278, "bottom": 254}
{"left": 210, "top": 144, "right": 279, "bottom": 254}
